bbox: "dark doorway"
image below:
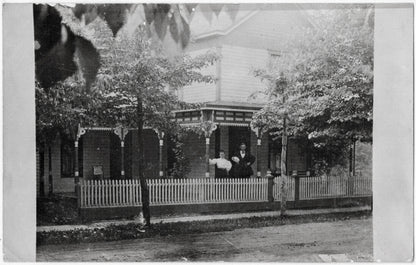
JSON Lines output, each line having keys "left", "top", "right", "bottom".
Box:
{"left": 228, "top": 127, "right": 251, "bottom": 158}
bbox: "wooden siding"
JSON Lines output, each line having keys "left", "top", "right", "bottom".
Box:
{"left": 180, "top": 48, "right": 218, "bottom": 103}
{"left": 222, "top": 7, "right": 309, "bottom": 50}
{"left": 187, "top": 5, "right": 310, "bottom": 52}
{"left": 220, "top": 44, "right": 269, "bottom": 103}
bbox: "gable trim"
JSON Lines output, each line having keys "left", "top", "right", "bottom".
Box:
{"left": 193, "top": 10, "right": 260, "bottom": 40}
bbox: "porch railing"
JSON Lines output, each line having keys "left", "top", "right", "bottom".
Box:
{"left": 79, "top": 176, "right": 372, "bottom": 208}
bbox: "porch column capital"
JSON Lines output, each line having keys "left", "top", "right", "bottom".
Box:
{"left": 114, "top": 126, "right": 129, "bottom": 141}
{"left": 152, "top": 128, "right": 165, "bottom": 140}
{"left": 201, "top": 121, "right": 218, "bottom": 138}
{"left": 250, "top": 123, "right": 264, "bottom": 139}
{"left": 76, "top": 124, "right": 86, "bottom": 141}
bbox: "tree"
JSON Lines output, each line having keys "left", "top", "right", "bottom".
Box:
{"left": 95, "top": 24, "right": 218, "bottom": 225}
{"left": 251, "top": 5, "right": 374, "bottom": 215}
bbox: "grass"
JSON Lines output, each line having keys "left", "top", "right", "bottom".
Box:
{"left": 37, "top": 210, "right": 371, "bottom": 246}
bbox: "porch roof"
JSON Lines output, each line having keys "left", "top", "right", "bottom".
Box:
{"left": 172, "top": 101, "right": 264, "bottom": 127}
{"left": 173, "top": 101, "right": 264, "bottom": 114}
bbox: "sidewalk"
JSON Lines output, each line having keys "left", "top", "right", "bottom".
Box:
{"left": 37, "top": 206, "right": 371, "bottom": 233}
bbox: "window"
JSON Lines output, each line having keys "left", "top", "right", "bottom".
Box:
{"left": 268, "top": 51, "right": 281, "bottom": 69}
{"left": 61, "top": 135, "right": 74, "bottom": 178}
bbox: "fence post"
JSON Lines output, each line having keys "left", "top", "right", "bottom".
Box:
{"left": 267, "top": 170, "right": 274, "bottom": 202}
{"left": 76, "top": 180, "right": 81, "bottom": 217}
{"left": 293, "top": 171, "right": 299, "bottom": 206}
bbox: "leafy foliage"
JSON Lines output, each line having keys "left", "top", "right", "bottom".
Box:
{"left": 34, "top": 4, "right": 101, "bottom": 89}
{"left": 34, "top": 3, "right": 238, "bottom": 88}
{"left": 36, "top": 79, "right": 105, "bottom": 144}
{"left": 252, "top": 6, "right": 374, "bottom": 169}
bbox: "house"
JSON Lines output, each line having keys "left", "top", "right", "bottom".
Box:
{"left": 36, "top": 4, "right": 314, "bottom": 196}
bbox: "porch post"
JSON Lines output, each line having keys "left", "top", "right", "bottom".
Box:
{"left": 256, "top": 137, "right": 261, "bottom": 177}
{"left": 205, "top": 137, "right": 210, "bottom": 178}
{"left": 75, "top": 125, "right": 86, "bottom": 193}
{"left": 200, "top": 112, "right": 217, "bottom": 178}
{"left": 250, "top": 124, "right": 264, "bottom": 177}
{"left": 153, "top": 129, "right": 165, "bottom": 177}
{"left": 120, "top": 139, "right": 125, "bottom": 179}
{"left": 114, "top": 127, "right": 129, "bottom": 179}
{"left": 74, "top": 140, "right": 79, "bottom": 183}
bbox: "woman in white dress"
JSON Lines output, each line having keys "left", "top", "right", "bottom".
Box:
{"left": 209, "top": 150, "right": 232, "bottom": 178}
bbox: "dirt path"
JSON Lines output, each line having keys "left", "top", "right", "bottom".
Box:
{"left": 37, "top": 217, "right": 372, "bottom": 262}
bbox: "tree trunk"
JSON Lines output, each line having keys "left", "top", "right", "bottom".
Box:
{"left": 137, "top": 95, "right": 151, "bottom": 225}
{"left": 280, "top": 79, "right": 288, "bottom": 217}
{"left": 348, "top": 138, "right": 356, "bottom": 196}
{"left": 280, "top": 117, "right": 288, "bottom": 216}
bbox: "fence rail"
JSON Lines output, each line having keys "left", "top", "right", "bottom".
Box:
{"left": 80, "top": 176, "right": 372, "bottom": 208}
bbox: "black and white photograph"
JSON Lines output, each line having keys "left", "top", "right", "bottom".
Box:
{"left": 2, "top": 2, "right": 414, "bottom": 263}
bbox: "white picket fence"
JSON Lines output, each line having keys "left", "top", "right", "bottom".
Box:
{"left": 79, "top": 176, "right": 372, "bottom": 208}
{"left": 80, "top": 178, "right": 268, "bottom": 208}
{"left": 80, "top": 179, "right": 142, "bottom": 208}
{"left": 298, "top": 176, "right": 372, "bottom": 200}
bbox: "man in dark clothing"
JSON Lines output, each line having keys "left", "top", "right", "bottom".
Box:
{"left": 231, "top": 143, "right": 256, "bottom": 178}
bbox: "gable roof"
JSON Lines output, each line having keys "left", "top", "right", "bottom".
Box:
{"left": 190, "top": 4, "right": 316, "bottom": 41}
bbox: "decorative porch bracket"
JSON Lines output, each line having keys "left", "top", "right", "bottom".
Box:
{"left": 153, "top": 128, "right": 165, "bottom": 177}
{"left": 250, "top": 123, "right": 265, "bottom": 177}
{"left": 114, "top": 126, "right": 129, "bottom": 179}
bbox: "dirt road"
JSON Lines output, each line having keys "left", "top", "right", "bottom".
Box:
{"left": 37, "top": 217, "right": 372, "bottom": 262}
